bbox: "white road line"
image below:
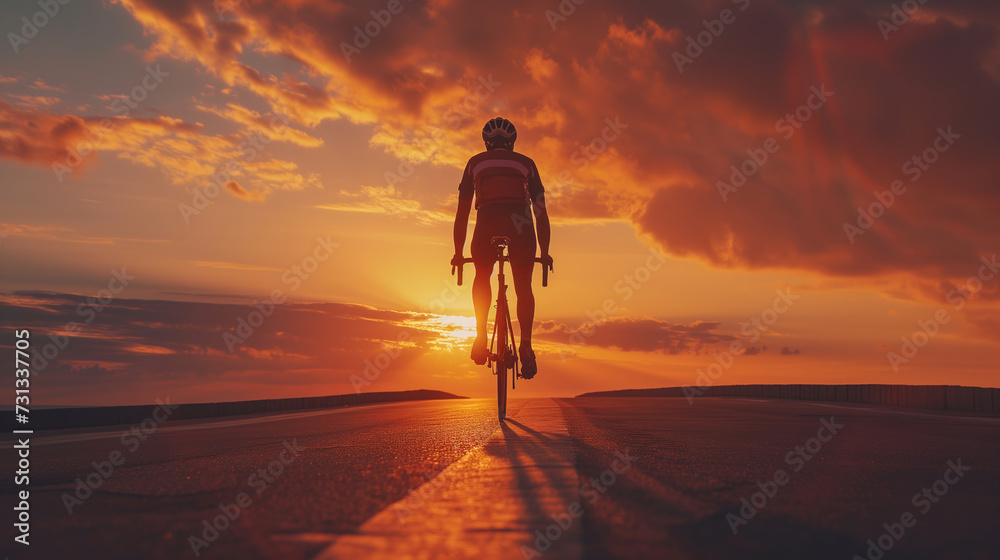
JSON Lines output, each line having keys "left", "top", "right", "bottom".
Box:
{"left": 313, "top": 398, "right": 583, "bottom": 560}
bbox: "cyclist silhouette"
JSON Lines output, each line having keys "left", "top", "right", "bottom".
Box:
{"left": 451, "top": 117, "right": 552, "bottom": 379}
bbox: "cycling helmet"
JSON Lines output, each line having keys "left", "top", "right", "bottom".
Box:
{"left": 482, "top": 117, "right": 517, "bottom": 148}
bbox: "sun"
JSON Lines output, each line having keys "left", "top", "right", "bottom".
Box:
{"left": 413, "top": 314, "right": 481, "bottom": 352}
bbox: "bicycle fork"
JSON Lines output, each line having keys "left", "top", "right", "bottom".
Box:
{"left": 488, "top": 282, "right": 519, "bottom": 385}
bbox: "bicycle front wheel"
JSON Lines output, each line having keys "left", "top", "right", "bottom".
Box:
{"left": 496, "top": 298, "right": 508, "bottom": 421}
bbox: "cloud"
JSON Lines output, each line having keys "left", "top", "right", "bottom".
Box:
{"left": 523, "top": 48, "right": 559, "bottom": 82}
{"left": 534, "top": 317, "right": 737, "bottom": 354}
{"left": 10, "top": 0, "right": 996, "bottom": 300}
{"left": 0, "top": 291, "right": 444, "bottom": 403}
{"left": 627, "top": 6, "right": 1000, "bottom": 302}
{"left": 317, "top": 185, "right": 451, "bottom": 225}
{"left": 780, "top": 347, "right": 801, "bottom": 355}
{"left": 947, "top": 306, "right": 1000, "bottom": 343}
{"left": 28, "top": 78, "right": 66, "bottom": 93}
{"left": 110, "top": 1, "right": 992, "bottom": 280}
{"left": 0, "top": 100, "right": 93, "bottom": 168}
{"left": 0, "top": 223, "right": 169, "bottom": 245}
{"left": 6, "top": 94, "right": 62, "bottom": 108}
{"left": 189, "top": 260, "right": 280, "bottom": 271}
{"left": 0, "top": 99, "right": 321, "bottom": 196}
{"left": 224, "top": 179, "right": 265, "bottom": 200}
{"left": 195, "top": 102, "right": 324, "bottom": 147}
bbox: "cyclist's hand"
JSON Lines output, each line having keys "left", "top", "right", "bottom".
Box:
{"left": 450, "top": 254, "right": 465, "bottom": 267}
{"left": 540, "top": 254, "right": 554, "bottom": 270}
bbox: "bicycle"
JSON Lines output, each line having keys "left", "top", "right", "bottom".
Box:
{"left": 452, "top": 236, "right": 551, "bottom": 421}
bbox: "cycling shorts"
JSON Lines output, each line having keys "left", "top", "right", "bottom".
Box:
{"left": 470, "top": 202, "right": 536, "bottom": 275}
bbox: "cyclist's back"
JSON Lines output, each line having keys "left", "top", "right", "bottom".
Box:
{"left": 460, "top": 148, "right": 543, "bottom": 210}
{"left": 459, "top": 147, "right": 542, "bottom": 269}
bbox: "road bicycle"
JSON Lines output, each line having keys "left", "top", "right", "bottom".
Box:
{"left": 452, "top": 236, "right": 551, "bottom": 421}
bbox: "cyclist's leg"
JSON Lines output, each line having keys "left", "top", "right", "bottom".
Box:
{"left": 470, "top": 221, "right": 496, "bottom": 363}
{"left": 508, "top": 215, "right": 538, "bottom": 375}
{"left": 511, "top": 265, "right": 534, "bottom": 348}
{"left": 472, "top": 263, "right": 493, "bottom": 339}
{"left": 511, "top": 264, "right": 537, "bottom": 377}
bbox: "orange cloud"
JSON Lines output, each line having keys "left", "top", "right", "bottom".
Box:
{"left": 523, "top": 48, "right": 558, "bottom": 82}
{"left": 7, "top": 94, "right": 61, "bottom": 108}
{"left": 28, "top": 78, "right": 66, "bottom": 93}
{"left": 21, "top": 0, "right": 1000, "bottom": 306}
{"left": 195, "top": 102, "right": 324, "bottom": 147}
{"left": 0, "top": 98, "right": 321, "bottom": 197}
{"left": 317, "top": 185, "right": 450, "bottom": 225}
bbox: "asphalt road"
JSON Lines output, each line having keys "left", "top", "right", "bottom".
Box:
{"left": 3, "top": 397, "right": 998, "bottom": 559}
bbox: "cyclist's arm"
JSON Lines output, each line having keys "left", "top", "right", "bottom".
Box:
{"left": 453, "top": 195, "right": 473, "bottom": 256}
{"left": 532, "top": 193, "right": 551, "bottom": 257}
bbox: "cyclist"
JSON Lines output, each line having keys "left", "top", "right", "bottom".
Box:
{"left": 451, "top": 117, "right": 552, "bottom": 379}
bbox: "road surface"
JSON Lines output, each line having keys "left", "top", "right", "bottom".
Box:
{"left": 3, "top": 397, "right": 998, "bottom": 559}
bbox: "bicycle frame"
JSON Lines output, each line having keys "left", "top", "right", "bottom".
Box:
{"left": 489, "top": 236, "right": 516, "bottom": 420}
{"left": 452, "top": 238, "right": 551, "bottom": 421}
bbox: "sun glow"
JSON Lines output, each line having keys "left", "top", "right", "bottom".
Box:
{"left": 415, "top": 315, "right": 480, "bottom": 351}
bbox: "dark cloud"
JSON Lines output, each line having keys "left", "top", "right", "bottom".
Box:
{"left": 224, "top": 180, "right": 263, "bottom": 200}
{"left": 0, "top": 291, "right": 441, "bottom": 400}
{"left": 534, "top": 317, "right": 737, "bottom": 354}
{"left": 630, "top": 6, "right": 1000, "bottom": 299}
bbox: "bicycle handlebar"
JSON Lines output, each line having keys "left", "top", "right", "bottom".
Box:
{"left": 452, "top": 257, "right": 552, "bottom": 287}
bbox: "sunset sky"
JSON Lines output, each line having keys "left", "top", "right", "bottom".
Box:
{"left": 1, "top": 0, "right": 998, "bottom": 405}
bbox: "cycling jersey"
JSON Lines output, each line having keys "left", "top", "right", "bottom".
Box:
{"left": 458, "top": 149, "right": 544, "bottom": 209}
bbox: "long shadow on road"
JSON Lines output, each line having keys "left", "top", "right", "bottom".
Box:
{"left": 557, "top": 398, "right": 911, "bottom": 560}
